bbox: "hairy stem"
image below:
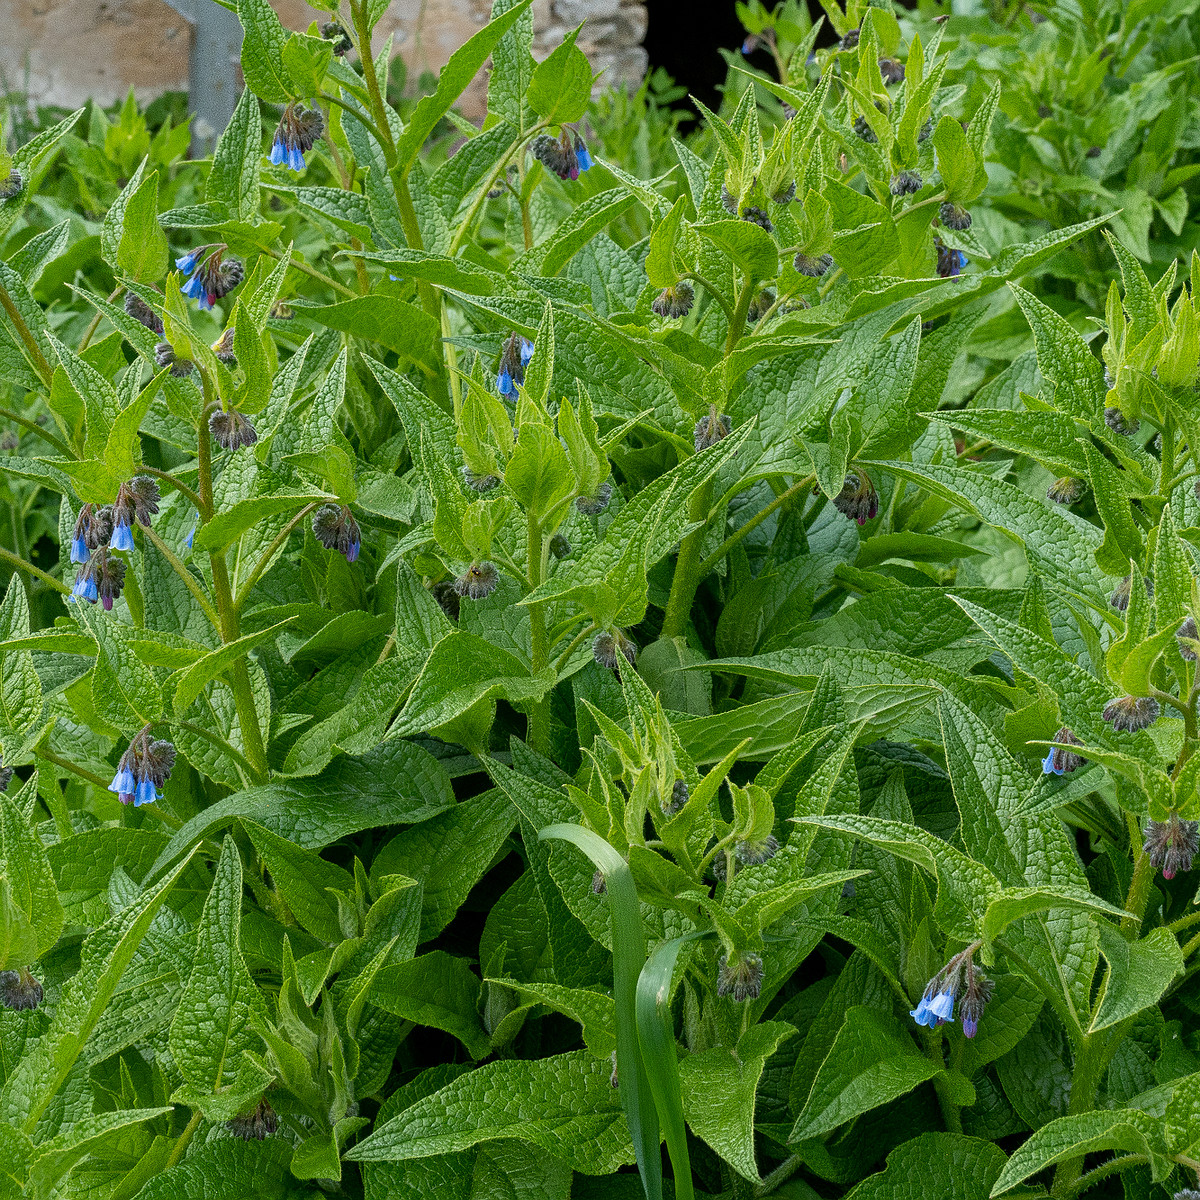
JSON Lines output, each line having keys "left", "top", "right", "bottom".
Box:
{"left": 141, "top": 525, "right": 220, "bottom": 631}
{"left": 526, "top": 510, "right": 550, "bottom": 753}
{"left": 0, "top": 279, "right": 53, "bottom": 385}
{"left": 234, "top": 503, "right": 316, "bottom": 611}
{"left": 1050, "top": 1036, "right": 1106, "bottom": 1197}
{"left": 698, "top": 474, "right": 815, "bottom": 576}
{"left": 138, "top": 465, "right": 203, "bottom": 513}
{"left": 0, "top": 544, "right": 69, "bottom": 594}
{"left": 661, "top": 480, "right": 715, "bottom": 639}
{"left": 0, "top": 404, "right": 73, "bottom": 457}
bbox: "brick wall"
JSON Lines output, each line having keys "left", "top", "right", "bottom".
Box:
{"left": 0, "top": 0, "right": 647, "bottom": 119}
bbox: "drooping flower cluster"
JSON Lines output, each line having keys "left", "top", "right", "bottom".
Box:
{"left": 1109, "top": 573, "right": 1152, "bottom": 612}
{"left": 740, "top": 205, "right": 773, "bottom": 233}
{"left": 111, "top": 475, "right": 160, "bottom": 551}
{"left": 463, "top": 466, "right": 501, "bottom": 493}
{"left": 497, "top": 333, "right": 534, "bottom": 398}
{"left": 939, "top": 202, "right": 972, "bottom": 231}
{"left": 747, "top": 288, "right": 775, "bottom": 323}
{"left": 652, "top": 281, "right": 695, "bottom": 320}
{"left": 0, "top": 755, "right": 11, "bottom": 793}
{"left": 1042, "top": 727, "right": 1086, "bottom": 775}
{"left": 576, "top": 480, "right": 612, "bottom": 515}
{"left": 228, "top": 1098, "right": 279, "bottom": 1140}
{"left": 1104, "top": 405, "right": 1139, "bottom": 436}
{"left": 125, "top": 291, "right": 164, "bottom": 336}
{"left": 0, "top": 967, "right": 43, "bottom": 1011}
{"left": 71, "top": 548, "right": 127, "bottom": 610}
{"left": 109, "top": 729, "right": 176, "bottom": 807}
{"left": 889, "top": 170, "right": 922, "bottom": 196}
{"left": 935, "top": 239, "right": 968, "bottom": 278}
{"left": 717, "top": 951, "right": 763, "bottom": 1001}
{"left": 312, "top": 504, "right": 361, "bottom": 564}
{"left": 1102, "top": 694, "right": 1160, "bottom": 733}
{"left": 593, "top": 628, "right": 637, "bottom": 672}
{"left": 833, "top": 470, "right": 879, "bottom": 525}
{"left": 319, "top": 21, "right": 352, "bottom": 54}
{"left": 549, "top": 533, "right": 571, "bottom": 559}
{"left": 155, "top": 341, "right": 193, "bottom": 377}
{"left": 878, "top": 56, "right": 905, "bottom": 84}
{"left": 1178, "top": 616, "right": 1198, "bottom": 661}
{"left": 530, "top": 128, "right": 593, "bottom": 180}
{"left": 269, "top": 104, "right": 324, "bottom": 172}
{"left": 794, "top": 251, "right": 834, "bottom": 278}
{"left": 1143, "top": 815, "right": 1199, "bottom": 880}
{"left": 663, "top": 777, "right": 689, "bottom": 816}
{"left": 70, "top": 503, "right": 113, "bottom": 564}
{"left": 209, "top": 408, "right": 258, "bottom": 452}
{"left": 176, "top": 244, "right": 244, "bottom": 311}
{"left": 694, "top": 409, "right": 732, "bottom": 452}
{"left": 454, "top": 561, "right": 499, "bottom": 600}
{"left": 0, "top": 169, "right": 22, "bottom": 200}
{"left": 1047, "top": 476, "right": 1086, "bottom": 505}
{"left": 910, "top": 944, "right": 992, "bottom": 1037}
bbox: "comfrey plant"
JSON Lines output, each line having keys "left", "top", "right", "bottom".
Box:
{"left": 2, "top": 0, "right": 1200, "bottom": 1197}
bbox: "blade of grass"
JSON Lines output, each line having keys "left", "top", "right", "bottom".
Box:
{"left": 539, "top": 823, "right": 662, "bottom": 1200}
{"left": 637, "top": 931, "right": 714, "bottom": 1200}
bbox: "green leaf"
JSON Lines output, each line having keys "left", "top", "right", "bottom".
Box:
{"left": 789, "top": 1006, "right": 946, "bottom": 1141}
{"left": 1009, "top": 284, "right": 1107, "bottom": 418}
{"left": 370, "top": 795, "right": 516, "bottom": 941}
{"left": 1082, "top": 441, "right": 1142, "bottom": 573}
{"left": 132, "top": 1138, "right": 297, "bottom": 1200}
{"left": 1090, "top": 923, "right": 1183, "bottom": 1032}
{"left": 0, "top": 792, "right": 62, "bottom": 962}
{"left": 394, "top": 0, "right": 535, "bottom": 175}
{"left": 296, "top": 296, "right": 439, "bottom": 364}
{"left": 76, "top": 606, "right": 160, "bottom": 731}
{"left": 489, "top": 0, "right": 535, "bottom": 129}
{"left": 347, "top": 1050, "right": 633, "bottom": 1173}
{"left": 645, "top": 196, "right": 689, "bottom": 289}
{"left": 242, "top": 820, "right": 353, "bottom": 943}
{"left": 506, "top": 423, "right": 573, "bottom": 521}
{"left": 528, "top": 28, "right": 593, "bottom": 125}
{"left": 148, "top": 740, "right": 454, "bottom": 879}
{"left": 193, "top": 492, "right": 333, "bottom": 552}
{"left": 100, "top": 158, "right": 149, "bottom": 269}
{"left": 238, "top": 0, "right": 295, "bottom": 104}
{"left": 169, "top": 837, "right": 268, "bottom": 1093}
{"left": 845, "top": 1133, "right": 1006, "bottom": 1200}
{"left": 391, "top": 631, "right": 556, "bottom": 742}
{"left": 681, "top": 1022, "right": 795, "bottom": 1181}
{"left": 990, "top": 1109, "right": 1169, "bottom": 1194}
{"left": 368, "top": 951, "right": 491, "bottom": 1059}
{"left": 933, "top": 115, "right": 975, "bottom": 200}
{"left": 694, "top": 219, "right": 778, "bottom": 281}
{"left": 0, "top": 851, "right": 196, "bottom": 1131}
{"left": 207, "top": 86, "right": 263, "bottom": 225}
{"left": 117, "top": 170, "right": 167, "bottom": 282}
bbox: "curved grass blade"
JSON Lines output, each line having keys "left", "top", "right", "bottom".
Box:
{"left": 539, "top": 823, "right": 661, "bottom": 1200}
{"left": 637, "top": 931, "right": 714, "bottom": 1200}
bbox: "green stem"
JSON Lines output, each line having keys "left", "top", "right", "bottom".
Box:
{"left": 139, "top": 466, "right": 202, "bottom": 513}
{"left": 1182, "top": 929, "right": 1200, "bottom": 959}
{"left": 168, "top": 719, "right": 258, "bottom": 782}
{"left": 208, "top": 553, "right": 269, "bottom": 782}
{"left": 0, "top": 279, "right": 53, "bottom": 386}
{"left": 1121, "top": 809, "right": 1154, "bottom": 937}
{"left": 661, "top": 480, "right": 715, "bottom": 638}
{"left": 1066, "top": 1155, "right": 1147, "bottom": 1199}
{"left": 683, "top": 270, "right": 736, "bottom": 326}
{"left": 526, "top": 511, "right": 550, "bottom": 753}
{"left": 554, "top": 621, "right": 596, "bottom": 673}
{"left": 350, "top": 0, "right": 397, "bottom": 165}
{"left": 164, "top": 1110, "right": 202, "bottom": 1171}
{"left": 78, "top": 285, "right": 124, "bottom": 352}
{"left": 36, "top": 745, "right": 108, "bottom": 788}
{"left": 0, "top": 544, "right": 69, "bottom": 594}
{"left": 261, "top": 245, "right": 355, "bottom": 299}
{"left": 1050, "top": 1035, "right": 1106, "bottom": 1197}
{"left": 0, "top": 405, "right": 73, "bottom": 456}
{"left": 754, "top": 1154, "right": 801, "bottom": 1197}
{"left": 697, "top": 474, "right": 814, "bottom": 576}
{"left": 141, "top": 525, "right": 220, "bottom": 631}
{"left": 234, "top": 503, "right": 316, "bottom": 611}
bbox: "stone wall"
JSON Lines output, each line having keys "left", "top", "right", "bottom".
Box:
{"left": 0, "top": 0, "right": 647, "bottom": 120}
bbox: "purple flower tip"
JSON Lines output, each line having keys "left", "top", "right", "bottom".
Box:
{"left": 962, "top": 1017, "right": 978, "bottom": 1038}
